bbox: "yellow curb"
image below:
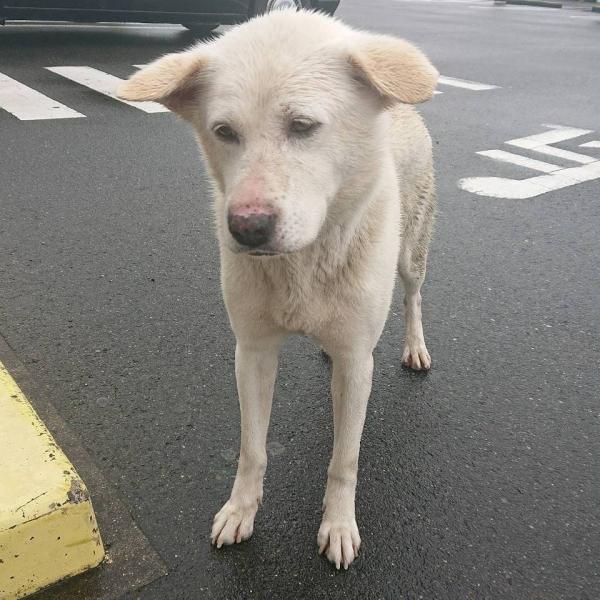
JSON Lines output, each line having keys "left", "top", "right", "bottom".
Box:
{"left": 0, "top": 361, "right": 104, "bottom": 599}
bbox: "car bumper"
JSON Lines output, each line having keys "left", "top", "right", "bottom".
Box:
{"left": 315, "top": 0, "right": 340, "bottom": 14}
{"left": 0, "top": 1, "right": 250, "bottom": 24}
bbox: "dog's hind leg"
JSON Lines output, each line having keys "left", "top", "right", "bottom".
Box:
{"left": 398, "top": 176, "right": 435, "bottom": 371}
{"left": 211, "top": 333, "right": 284, "bottom": 547}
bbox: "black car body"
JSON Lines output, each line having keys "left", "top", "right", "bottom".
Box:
{"left": 0, "top": 1, "right": 340, "bottom": 27}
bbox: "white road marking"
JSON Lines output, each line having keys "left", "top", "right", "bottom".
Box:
{"left": 506, "top": 125, "right": 595, "bottom": 164}
{"left": 459, "top": 125, "right": 600, "bottom": 199}
{"left": 45, "top": 66, "right": 169, "bottom": 113}
{"left": 477, "top": 150, "right": 561, "bottom": 172}
{"left": 580, "top": 141, "right": 600, "bottom": 148}
{"left": 505, "top": 125, "right": 592, "bottom": 148}
{"left": 0, "top": 64, "right": 491, "bottom": 122}
{"left": 521, "top": 143, "right": 597, "bottom": 164}
{"left": 438, "top": 75, "right": 499, "bottom": 91}
{"left": 459, "top": 161, "right": 600, "bottom": 199}
{"left": 0, "top": 71, "right": 84, "bottom": 120}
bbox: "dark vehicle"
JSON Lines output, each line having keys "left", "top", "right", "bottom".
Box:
{"left": 0, "top": 1, "right": 340, "bottom": 35}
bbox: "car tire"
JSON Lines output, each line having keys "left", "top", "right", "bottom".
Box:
{"left": 252, "top": 0, "right": 312, "bottom": 16}
{"left": 183, "top": 23, "right": 219, "bottom": 37}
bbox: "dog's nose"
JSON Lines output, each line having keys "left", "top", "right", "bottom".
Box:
{"left": 227, "top": 211, "right": 276, "bottom": 248}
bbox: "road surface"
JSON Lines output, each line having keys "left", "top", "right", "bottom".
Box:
{"left": 0, "top": 1, "right": 599, "bottom": 598}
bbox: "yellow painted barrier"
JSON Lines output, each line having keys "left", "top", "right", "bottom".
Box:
{"left": 0, "top": 362, "right": 104, "bottom": 599}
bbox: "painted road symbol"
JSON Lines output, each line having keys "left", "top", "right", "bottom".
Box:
{"left": 459, "top": 125, "right": 600, "bottom": 199}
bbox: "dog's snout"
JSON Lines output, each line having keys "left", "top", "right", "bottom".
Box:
{"left": 228, "top": 210, "right": 276, "bottom": 248}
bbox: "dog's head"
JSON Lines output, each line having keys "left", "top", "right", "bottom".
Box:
{"left": 118, "top": 11, "right": 437, "bottom": 255}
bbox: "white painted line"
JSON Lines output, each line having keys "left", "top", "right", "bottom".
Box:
{"left": 46, "top": 66, "right": 169, "bottom": 113}
{"left": 477, "top": 150, "right": 561, "bottom": 173}
{"left": 506, "top": 125, "right": 596, "bottom": 164}
{"left": 459, "top": 160, "right": 600, "bottom": 199}
{"left": 506, "top": 125, "right": 592, "bottom": 149}
{"left": 460, "top": 175, "right": 547, "bottom": 199}
{"left": 526, "top": 144, "right": 597, "bottom": 164}
{"left": 438, "top": 75, "right": 499, "bottom": 91}
{"left": 434, "top": 90, "right": 443, "bottom": 95}
{"left": 580, "top": 141, "right": 600, "bottom": 148}
{"left": 0, "top": 71, "right": 84, "bottom": 121}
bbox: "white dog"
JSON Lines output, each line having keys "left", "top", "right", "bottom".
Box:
{"left": 119, "top": 9, "right": 438, "bottom": 570}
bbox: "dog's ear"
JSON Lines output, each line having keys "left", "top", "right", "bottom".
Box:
{"left": 349, "top": 34, "right": 438, "bottom": 104}
{"left": 117, "top": 51, "right": 208, "bottom": 118}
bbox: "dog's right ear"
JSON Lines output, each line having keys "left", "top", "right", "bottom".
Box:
{"left": 117, "top": 51, "right": 208, "bottom": 118}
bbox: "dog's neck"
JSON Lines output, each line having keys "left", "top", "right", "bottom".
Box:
{"left": 251, "top": 158, "right": 394, "bottom": 285}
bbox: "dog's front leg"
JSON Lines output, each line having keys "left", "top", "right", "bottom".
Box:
{"left": 211, "top": 336, "right": 282, "bottom": 548}
{"left": 318, "top": 350, "right": 373, "bottom": 569}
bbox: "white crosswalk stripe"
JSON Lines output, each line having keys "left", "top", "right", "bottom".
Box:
{"left": 0, "top": 66, "right": 499, "bottom": 121}
{"left": 45, "top": 66, "right": 169, "bottom": 114}
{"left": 0, "top": 71, "right": 84, "bottom": 121}
{"left": 438, "top": 75, "right": 499, "bottom": 91}
{"left": 476, "top": 150, "right": 561, "bottom": 173}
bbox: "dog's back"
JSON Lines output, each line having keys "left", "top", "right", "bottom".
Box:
{"left": 390, "top": 105, "right": 435, "bottom": 283}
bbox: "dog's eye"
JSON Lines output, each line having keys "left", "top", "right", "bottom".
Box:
{"left": 289, "top": 118, "right": 319, "bottom": 137}
{"left": 213, "top": 123, "right": 239, "bottom": 143}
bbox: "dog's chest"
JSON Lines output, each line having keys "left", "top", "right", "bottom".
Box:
{"left": 265, "top": 267, "right": 331, "bottom": 335}
{"left": 257, "top": 230, "right": 383, "bottom": 335}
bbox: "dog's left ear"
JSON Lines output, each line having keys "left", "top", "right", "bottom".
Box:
{"left": 349, "top": 34, "right": 438, "bottom": 104}
{"left": 117, "top": 50, "right": 208, "bottom": 118}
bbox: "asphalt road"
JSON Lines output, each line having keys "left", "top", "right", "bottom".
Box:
{"left": 1, "top": 2, "right": 599, "bottom": 598}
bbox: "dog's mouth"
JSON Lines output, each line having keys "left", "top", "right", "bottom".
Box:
{"left": 247, "top": 249, "right": 279, "bottom": 257}
{"left": 228, "top": 238, "right": 290, "bottom": 257}
{"left": 228, "top": 242, "right": 281, "bottom": 257}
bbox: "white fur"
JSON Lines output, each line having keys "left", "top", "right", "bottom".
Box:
{"left": 119, "top": 9, "right": 438, "bottom": 569}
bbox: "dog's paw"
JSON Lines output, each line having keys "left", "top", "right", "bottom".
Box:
{"left": 317, "top": 517, "right": 361, "bottom": 569}
{"left": 402, "top": 342, "right": 431, "bottom": 371}
{"left": 211, "top": 500, "right": 258, "bottom": 548}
